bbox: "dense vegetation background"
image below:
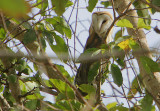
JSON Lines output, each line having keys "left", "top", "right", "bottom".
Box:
{"left": 0, "top": 0, "right": 160, "bottom": 110}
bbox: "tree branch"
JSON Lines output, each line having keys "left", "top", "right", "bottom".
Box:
{"left": 113, "top": 0, "right": 160, "bottom": 109}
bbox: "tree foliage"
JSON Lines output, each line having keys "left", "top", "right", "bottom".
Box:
{"left": 0, "top": 0, "right": 160, "bottom": 110}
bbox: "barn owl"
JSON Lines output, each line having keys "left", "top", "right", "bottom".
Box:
{"left": 75, "top": 11, "right": 113, "bottom": 95}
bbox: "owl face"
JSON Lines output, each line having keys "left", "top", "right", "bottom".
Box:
{"left": 90, "top": 11, "right": 113, "bottom": 39}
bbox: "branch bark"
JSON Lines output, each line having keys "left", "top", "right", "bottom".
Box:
{"left": 113, "top": 0, "right": 160, "bottom": 109}
{"left": 0, "top": 94, "right": 10, "bottom": 110}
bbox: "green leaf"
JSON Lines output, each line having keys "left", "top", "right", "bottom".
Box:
{"left": 114, "top": 29, "right": 124, "bottom": 41}
{"left": 15, "top": 59, "right": 27, "bottom": 72}
{"left": 36, "top": 22, "right": 45, "bottom": 31}
{"left": 43, "top": 79, "right": 53, "bottom": 87}
{"left": 140, "top": 56, "right": 160, "bottom": 73}
{"left": 23, "top": 76, "right": 37, "bottom": 82}
{"left": 25, "top": 81, "right": 38, "bottom": 90}
{"left": 53, "top": 101, "right": 72, "bottom": 110}
{"left": 15, "top": 64, "right": 25, "bottom": 72}
{"left": 141, "top": 94, "right": 153, "bottom": 111}
{"left": 36, "top": 0, "right": 48, "bottom": 12}
{"left": 115, "top": 36, "right": 132, "bottom": 45}
{"left": 133, "top": 1, "right": 151, "bottom": 25}
{"left": 79, "top": 84, "right": 96, "bottom": 95}
{"left": 87, "top": 0, "right": 98, "bottom": 12}
{"left": 151, "top": 106, "right": 156, "bottom": 111}
{"left": 70, "top": 100, "right": 81, "bottom": 111}
{"left": 43, "top": 30, "right": 54, "bottom": 44}
{"left": 40, "top": 37, "right": 46, "bottom": 50}
{"left": 113, "top": 105, "right": 128, "bottom": 111}
{"left": 50, "top": 79, "right": 65, "bottom": 93}
{"left": 65, "top": 1, "right": 73, "bottom": 7}
{"left": 152, "top": 0, "right": 160, "bottom": 7}
{"left": 50, "top": 79, "right": 75, "bottom": 99}
{"left": 0, "top": 0, "right": 31, "bottom": 17}
{"left": 18, "top": 59, "right": 27, "bottom": 67}
{"left": 116, "top": 58, "right": 125, "bottom": 68}
{"left": 82, "top": 48, "right": 99, "bottom": 55}
{"left": 0, "top": 28, "right": 6, "bottom": 40}
{"left": 56, "top": 65, "right": 72, "bottom": 81}
{"left": 19, "top": 80, "right": 27, "bottom": 94}
{"left": 33, "top": 63, "right": 38, "bottom": 71}
{"left": 116, "top": 19, "right": 133, "bottom": 28}
{"left": 50, "top": 33, "right": 69, "bottom": 62}
{"left": 0, "top": 85, "right": 4, "bottom": 93}
{"left": 127, "top": 75, "right": 143, "bottom": 100}
{"left": 138, "top": 18, "right": 151, "bottom": 30}
{"left": 8, "top": 74, "right": 17, "bottom": 83}
{"left": 45, "top": 17, "right": 72, "bottom": 38}
{"left": 140, "top": 58, "right": 152, "bottom": 74}
{"left": 88, "top": 62, "right": 100, "bottom": 83}
{"left": 27, "top": 93, "right": 44, "bottom": 99}
{"left": 25, "top": 100, "right": 37, "bottom": 110}
{"left": 1, "top": 73, "right": 7, "bottom": 78}
{"left": 129, "top": 39, "right": 140, "bottom": 50}
{"left": 100, "top": 1, "right": 111, "bottom": 8}
{"left": 22, "top": 68, "right": 30, "bottom": 75}
{"left": 78, "top": 48, "right": 99, "bottom": 62}
{"left": 92, "top": 49, "right": 101, "bottom": 57}
{"left": 56, "top": 93, "right": 67, "bottom": 101}
{"left": 23, "top": 29, "right": 37, "bottom": 45}
{"left": 51, "top": 0, "right": 68, "bottom": 16}
{"left": 106, "top": 102, "right": 117, "bottom": 110}
{"left": 107, "top": 102, "right": 128, "bottom": 111}
{"left": 111, "top": 64, "right": 123, "bottom": 87}
{"left": 3, "top": 91, "right": 16, "bottom": 103}
{"left": 63, "top": 26, "right": 72, "bottom": 39}
{"left": 152, "top": 0, "right": 160, "bottom": 13}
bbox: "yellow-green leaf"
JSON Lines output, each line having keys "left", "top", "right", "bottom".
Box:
{"left": 50, "top": 79, "right": 75, "bottom": 99}
{"left": 116, "top": 19, "right": 133, "bottom": 28}
{"left": 138, "top": 18, "right": 151, "bottom": 30}
{"left": 129, "top": 39, "right": 140, "bottom": 50}
{"left": 36, "top": 0, "right": 48, "bottom": 11}
{"left": 0, "top": 28, "right": 6, "bottom": 40}
{"left": 106, "top": 102, "right": 117, "bottom": 110}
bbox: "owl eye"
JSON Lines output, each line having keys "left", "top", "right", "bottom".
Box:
{"left": 102, "top": 20, "right": 107, "bottom": 24}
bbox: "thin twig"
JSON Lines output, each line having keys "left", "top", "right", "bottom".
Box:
{"left": 111, "top": 0, "right": 116, "bottom": 19}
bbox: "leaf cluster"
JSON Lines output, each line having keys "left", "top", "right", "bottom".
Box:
{"left": 0, "top": 0, "right": 160, "bottom": 110}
